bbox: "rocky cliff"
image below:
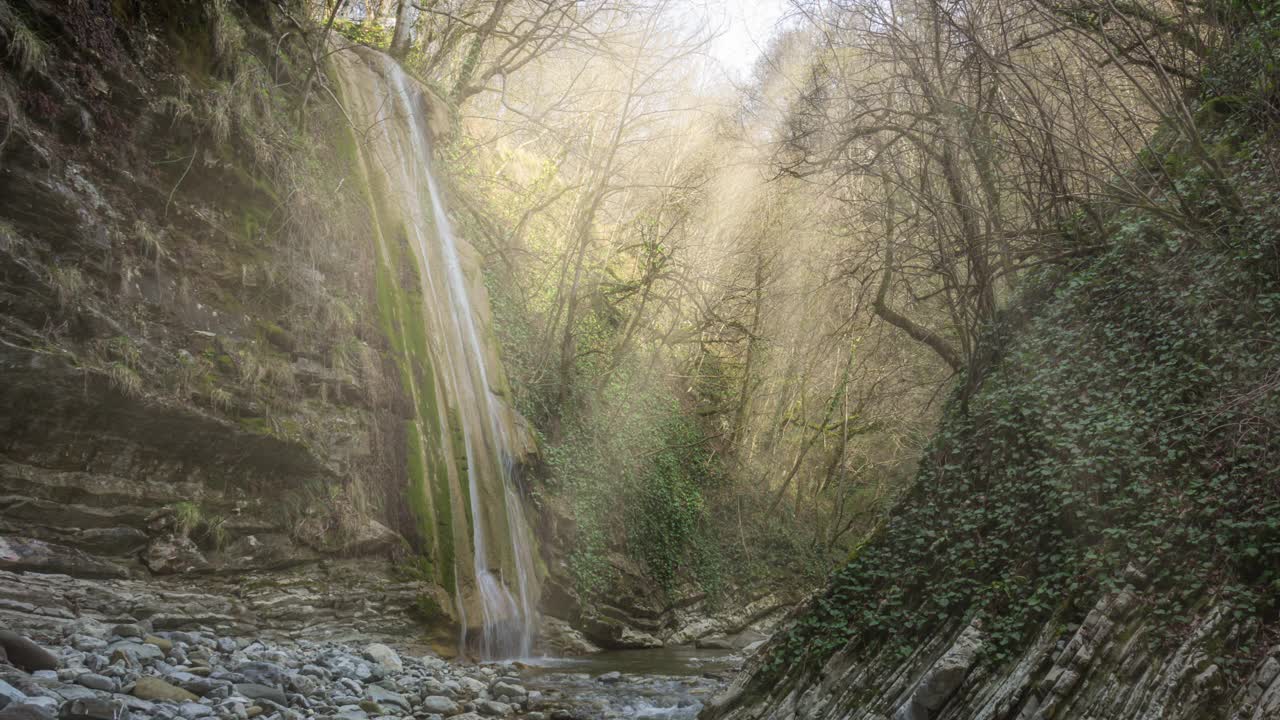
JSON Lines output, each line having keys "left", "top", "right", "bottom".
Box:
{"left": 0, "top": 0, "right": 496, "bottom": 654}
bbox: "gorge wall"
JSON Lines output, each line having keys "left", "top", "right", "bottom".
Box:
{"left": 0, "top": 0, "right": 535, "bottom": 657}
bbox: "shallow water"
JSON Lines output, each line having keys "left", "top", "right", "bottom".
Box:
{"left": 517, "top": 648, "right": 740, "bottom": 719}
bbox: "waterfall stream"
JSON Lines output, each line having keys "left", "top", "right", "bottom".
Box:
{"left": 336, "top": 46, "right": 539, "bottom": 659}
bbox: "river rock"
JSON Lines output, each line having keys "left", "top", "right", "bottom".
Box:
{"left": 419, "top": 678, "right": 451, "bottom": 698}
{"left": 322, "top": 653, "right": 373, "bottom": 682}
{"left": 58, "top": 698, "right": 129, "bottom": 720}
{"left": 233, "top": 684, "right": 285, "bottom": 707}
{"left": 361, "top": 645, "right": 401, "bottom": 673}
{"left": 0, "top": 632, "right": 57, "bottom": 672}
{"left": 489, "top": 680, "right": 525, "bottom": 699}
{"left": 177, "top": 701, "right": 211, "bottom": 720}
{"left": 107, "top": 641, "right": 163, "bottom": 667}
{"left": 234, "top": 663, "right": 284, "bottom": 689}
{"left": 133, "top": 677, "right": 198, "bottom": 702}
{"left": 287, "top": 674, "right": 318, "bottom": 696}
{"left": 110, "top": 626, "right": 143, "bottom": 640}
{"left": 0, "top": 704, "right": 53, "bottom": 720}
{"left": 364, "top": 686, "right": 408, "bottom": 713}
{"left": 476, "top": 700, "right": 512, "bottom": 717}
{"left": 72, "top": 676, "right": 112, "bottom": 693}
{"left": 142, "top": 636, "right": 172, "bottom": 653}
{"left": 66, "top": 637, "right": 106, "bottom": 654}
{"left": 420, "top": 696, "right": 457, "bottom": 715}
{"left": 0, "top": 681, "right": 27, "bottom": 708}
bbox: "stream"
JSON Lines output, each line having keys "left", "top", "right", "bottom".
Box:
{"left": 516, "top": 648, "right": 741, "bottom": 719}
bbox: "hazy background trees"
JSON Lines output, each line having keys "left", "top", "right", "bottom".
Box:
{"left": 323, "top": 0, "right": 1229, "bottom": 602}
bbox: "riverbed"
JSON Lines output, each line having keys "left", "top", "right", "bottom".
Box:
{"left": 517, "top": 648, "right": 741, "bottom": 719}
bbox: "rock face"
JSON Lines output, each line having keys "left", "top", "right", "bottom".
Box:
{"left": 0, "top": 0, "right": 477, "bottom": 656}
{"left": 702, "top": 588, "right": 1280, "bottom": 720}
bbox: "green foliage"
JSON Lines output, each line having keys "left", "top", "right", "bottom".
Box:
{"left": 173, "top": 501, "right": 202, "bottom": 537}
{"left": 629, "top": 416, "right": 718, "bottom": 593}
{"left": 758, "top": 121, "right": 1280, "bottom": 682}
{"left": 1202, "top": 1, "right": 1280, "bottom": 128}
{"left": 413, "top": 593, "right": 448, "bottom": 624}
{"left": 333, "top": 19, "right": 393, "bottom": 51}
{"left": 543, "top": 367, "right": 729, "bottom": 600}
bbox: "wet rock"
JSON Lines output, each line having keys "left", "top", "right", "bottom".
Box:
{"left": 0, "top": 632, "right": 58, "bottom": 672}
{"left": 694, "top": 636, "right": 734, "bottom": 651}
{"left": 596, "top": 672, "right": 622, "bottom": 685}
{"left": 133, "top": 677, "right": 198, "bottom": 702}
{"left": 489, "top": 680, "right": 525, "bottom": 700}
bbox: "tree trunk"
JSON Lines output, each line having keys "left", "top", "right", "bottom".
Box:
{"left": 388, "top": 0, "right": 414, "bottom": 59}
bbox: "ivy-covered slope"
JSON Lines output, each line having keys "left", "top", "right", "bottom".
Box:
{"left": 702, "top": 22, "right": 1280, "bottom": 720}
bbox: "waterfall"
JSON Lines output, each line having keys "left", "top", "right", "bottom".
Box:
{"left": 335, "top": 45, "right": 539, "bottom": 659}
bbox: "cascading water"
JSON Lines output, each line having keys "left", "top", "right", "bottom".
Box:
{"left": 335, "top": 45, "right": 540, "bottom": 659}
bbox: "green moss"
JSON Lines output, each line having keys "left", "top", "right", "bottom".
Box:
{"left": 405, "top": 420, "right": 435, "bottom": 552}
{"left": 446, "top": 407, "right": 475, "bottom": 548}
{"left": 347, "top": 109, "right": 465, "bottom": 598}
{"left": 412, "top": 593, "right": 448, "bottom": 624}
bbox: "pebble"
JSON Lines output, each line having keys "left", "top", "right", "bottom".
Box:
{"left": 0, "top": 622, "right": 734, "bottom": 720}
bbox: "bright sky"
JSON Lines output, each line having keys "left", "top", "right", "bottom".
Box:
{"left": 701, "top": 0, "right": 790, "bottom": 81}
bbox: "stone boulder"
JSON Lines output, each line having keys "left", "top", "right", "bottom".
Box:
{"left": 0, "top": 632, "right": 57, "bottom": 672}
{"left": 361, "top": 644, "right": 401, "bottom": 673}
